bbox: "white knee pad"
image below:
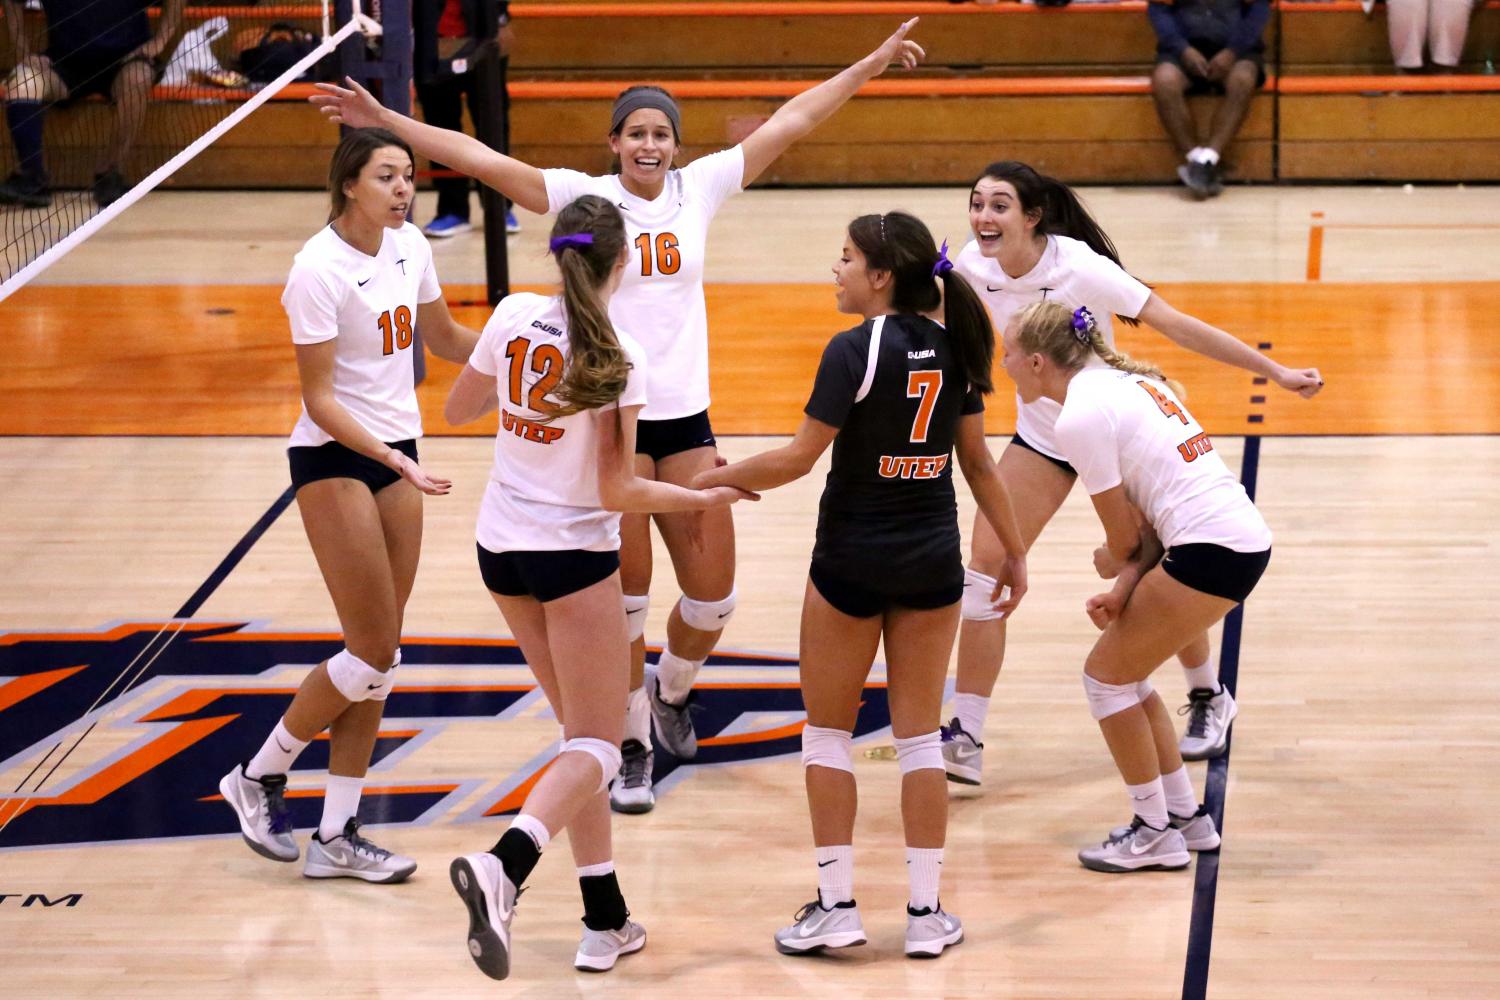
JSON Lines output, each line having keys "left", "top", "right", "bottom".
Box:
{"left": 326, "top": 647, "right": 397, "bottom": 703}
{"left": 961, "top": 567, "right": 1009, "bottom": 622}
{"left": 678, "top": 588, "right": 736, "bottom": 631}
{"left": 893, "top": 731, "right": 944, "bottom": 774}
{"left": 801, "top": 724, "right": 854, "bottom": 774}
{"left": 1083, "top": 673, "right": 1142, "bottom": 721}
{"left": 561, "top": 737, "right": 622, "bottom": 794}
{"left": 623, "top": 594, "right": 649, "bottom": 642}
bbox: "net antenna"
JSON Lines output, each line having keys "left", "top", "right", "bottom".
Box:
{"left": 0, "top": 2, "right": 380, "bottom": 306}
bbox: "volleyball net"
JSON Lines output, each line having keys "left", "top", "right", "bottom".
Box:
{"left": 0, "top": 1, "right": 391, "bottom": 303}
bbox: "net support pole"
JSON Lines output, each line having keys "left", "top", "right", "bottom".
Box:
{"left": 474, "top": 46, "right": 511, "bottom": 306}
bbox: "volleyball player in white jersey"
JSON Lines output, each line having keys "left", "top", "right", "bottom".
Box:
{"left": 442, "top": 195, "right": 753, "bottom": 979}
{"left": 312, "top": 18, "right": 926, "bottom": 811}
{"left": 218, "top": 128, "right": 478, "bottom": 882}
{"left": 942, "top": 160, "right": 1322, "bottom": 783}
{"left": 1001, "top": 301, "right": 1271, "bottom": 872}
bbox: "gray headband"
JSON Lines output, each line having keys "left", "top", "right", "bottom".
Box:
{"left": 610, "top": 89, "right": 682, "bottom": 141}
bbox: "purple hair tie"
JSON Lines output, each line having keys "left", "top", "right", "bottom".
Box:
{"left": 1071, "top": 306, "right": 1095, "bottom": 343}
{"left": 549, "top": 233, "right": 594, "bottom": 254}
{"left": 932, "top": 239, "right": 955, "bottom": 277}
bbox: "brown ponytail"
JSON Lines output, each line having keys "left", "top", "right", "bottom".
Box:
{"left": 544, "top": 195, "right": 632, "bottom": 418}
{"left": 1014, "top": 301, "right": 1183, "bottom": 397}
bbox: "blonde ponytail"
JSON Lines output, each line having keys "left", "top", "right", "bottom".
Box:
{"left": 1013, "top": 302, "right": 1183, "bottom": 398}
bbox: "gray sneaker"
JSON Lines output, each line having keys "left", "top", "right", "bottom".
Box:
{"left": 574, "top": 918, "right": 647, "bottom": 972}
{"left": 774, "top": 898, "right": 867, "bottom": 955}
{"left": 451, "top": 852, "right": 517, "bottom": 980}
{"left": 941, "top": 718, "right": 983, "bottom": 786}
{"left": 1079, "top": 817, "right": 1191, "bottom": 873}
{"left": 218, "top": 763, "right": 298, "bottom": 862}
{"left": 1109, "top": 806, "right": 1220, "bottom": 851}
{"left": 647, "top": 665, "right": 697, "bottom": 759}
{"left": 609, "top": 738, "right": 655, "bottom": 814}
{"left": 905, "top": 905, "right": 964, "bottom": 958}
{"left": 304, "top": 818, "right": 416, "bottom": 883}
{"left": 1179, "top": 687, "right": 1237, "bottom": 760}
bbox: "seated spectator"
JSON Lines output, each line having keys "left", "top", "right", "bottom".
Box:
{"left": 1148, "top": 0, "right": 1269, "bottom": 199}
{"left": 1388, "top": 0, "right": 1476, "bottom": 73}
{"left": 0, "top": 0, "right": 184, "bottom": 209}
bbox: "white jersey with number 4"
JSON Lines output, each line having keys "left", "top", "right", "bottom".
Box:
{"left": 957, "top": 234, "right": 1152, "bottom": 461}
{"left": 281, "top": 222, "right": 442, "bottom": 448}
{"left": 468, "top": 292, "right": 649, "bottom": 553}
{"left": 541, "top": 146, "right": 744, "bottom": 421}
{"left": 1052, "top": 366, "right": 1271, "bottom": 552}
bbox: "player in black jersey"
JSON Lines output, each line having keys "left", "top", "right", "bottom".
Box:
{"left": 695, "top": 212, "right": 1028, "bottom": 959}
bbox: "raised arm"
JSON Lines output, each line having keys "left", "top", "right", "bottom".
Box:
{"left": 692, "top": 415, "right": 839, "bottom": 494}
{"left": 311, "top": 78, "right": 549, "bottom": 214}
{"left": 1137, "top": 293, "right": 1324, "bottom": 398}
{"left": 739, "top": 19, "right": 925, "bottom": 185}
{"left": 598, "top": 406, "right": 757, "bottom": 513}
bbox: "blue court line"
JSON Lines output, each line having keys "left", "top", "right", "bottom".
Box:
{"left": 1181, "top": 435, "right": 1261, "bottom": 1000}
{"left": 175, "top": 486, "right": 296, "bottom": 619}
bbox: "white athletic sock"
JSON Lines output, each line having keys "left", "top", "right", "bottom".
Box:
{"left": 245, "top": 719, "right": 310, "bottom": 779}
{"left": 1161, "top": 766, "right": 1199, "bottom": 818}
{"left": 655, "top": 650, "right": 703, "bottom": 706}
{"left": 953, "top": 693, "right": 989, "bottom": 743}
{"left": 1182, "top": 658, "right": 1218, "bottom": 693}
{"left": 511, "top": 812, "right": 552, "bottom": 852}
{"left": 626, "top": 685, "right": 650, "bottom": 744}
{"left": 1188, "top": 146, "right": 1220, "bottom": 166}
{"left": 319, "top": 774, "right": 364, "bottom": 842}
{"left": 577, "top": 860, "right": 615, "bottom": 878}
{"left": 905, "top": 847, "right": 944, "bottom": 912}
{"left": 1126, "top": 777, "right": 1170, "bottom": 830}
{"left": 816, "top": 845, "right": 854, "bottom": 907}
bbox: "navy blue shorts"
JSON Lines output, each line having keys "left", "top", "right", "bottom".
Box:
{"left": 1162, "top": 543, "right": 1270, "bottom": 604}
{"left": 477, "top": 544, "right": 620, "bottom": 603}
{"left": 288, "top": 439, "right": 417, "bottom": 494}
{"left": 1009, "top": 433, "right": 1076, "bottom": 476}
{"left": 809, "top": 560, "right": 963, "bottom": 619}
{"left": 636, "top": 410, "right": 716, "bottom": 462}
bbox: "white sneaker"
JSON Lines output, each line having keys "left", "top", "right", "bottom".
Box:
{"left": 647, "top": 665, "right": 698, "bottom": 759}
{"left": 1110, "top": 805, "right": 1220, "bottom": 851}
{"left": 1179, "top": 687, "right": 1237, "bottom": 760}
{"left": 451, "top": 852, "right": 517, "bottom": 981}
{"left": 1079, "top": 817, "right": 1191, "bottom": 873}
{"left": 574, "top": 918, "right": 647, "bottom": 972}
{"left": 303, "top": 819, "right": 416, "bottom": 883}
{"left": 905, "top": 904, "right": 964, "bottom": 958}
{"left": 940, "top": 718, "right": 983, "bottom": 785}
{"left": 773, "top": 898, "right": 867, "bottom": 954}
{"left": 609, "top": 738, "right": 655, "bottom": 814}
{"left": 218, "top": 763, "right": 298, "bottom": 862}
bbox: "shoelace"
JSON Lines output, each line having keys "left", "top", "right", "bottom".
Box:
{"left": 1180, "top": 691, "right": 1214, "bottom": 738}
{"left": 660, "top": 689, "right": 699, "bottom": 735}
{"left": 619, "top": 743, "right": 650, "bottom": 789}
{"left": 342, "top": 820, "right": 393, "bottom": 861}
{"left": 260, "top": 774, "right": 293, "bottom": 835}
{"left": 792, "top": 900, "right": 822, "bottom": 923}
{"left": 1105, "top": 816, "right": 1145, "bottom": 846}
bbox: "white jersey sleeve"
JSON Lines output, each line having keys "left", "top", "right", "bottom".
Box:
{"left": 542, "top": 167, "right": 611, "bottom": 215}
{"left": 1064, "top": 240, "right": 1152, "bottom": 321}
{"left": 282, "top": 263, "right": 344, "bottom": 345}
{"left": 679, "top": 144, "right": 744, "bottom": 215}
{"left": 417, "top": 246, "right": 442, "bottom": 304}
{"left": 1053, "top": 393, "right": 1123, "bottom": 496}
{"left": 616, "top": 331, "right": 649, "bottom": 411}
{"left": 468, "top": 294, "right": 527, "bottom": 378}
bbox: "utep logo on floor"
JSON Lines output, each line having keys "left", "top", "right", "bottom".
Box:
{"left": 0, "top": 622, "right": 891, "bottom": 850}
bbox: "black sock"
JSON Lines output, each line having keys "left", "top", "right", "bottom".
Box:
{"left": 579, "top": 870, "right": 629, "bottom": 932}
{"left": 6, "top": 102, "right": 46, "bottom": 179}
{"left": 490, "top": 828, "right": 542, "bottom": 887}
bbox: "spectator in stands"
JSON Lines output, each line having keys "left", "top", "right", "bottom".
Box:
{"left": 0, "top": 0, "right": 184, "bottom": 209}
{"left": 1147, "top": 0, "right": 1269, "bottom": 199}
{"left": 1388, "top": 0, "right": 1476, "bottom": 73}
{"left": 413, "top": 0, "right": 518, "bottom": 237}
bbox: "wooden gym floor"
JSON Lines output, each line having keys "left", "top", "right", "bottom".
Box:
{"left": 1, "top": 184, "right": 1497, "bottom": 998}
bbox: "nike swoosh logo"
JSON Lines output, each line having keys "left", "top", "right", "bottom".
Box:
{"left": 718, "top": 611, "right": 732, "bottom": 619}
{"left": 275, "top": 739, "right": 292, "bottom": 753}
{"left": 986, "top": 285, "right": 1003, "bottom": 292}
{"left": 1130, "top": 831, "right": 1169, "bottom": 855}
{"left": 367, "top": 683, "right": 382, "bottom": 690}
{"left": 358, "top": 278, "right": 371, "bottom": 286}
{"left": 817, "top": 859, "right": 836, "bottom": 867}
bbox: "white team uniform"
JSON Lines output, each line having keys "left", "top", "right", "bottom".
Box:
{"left": 956, "top": 234, "right": 1153, "bottom": 461}
{"left": 1052, "top": 367, "right": 1271, "bottom": 553}
{"left": 468, "top": 292, "right": 650, "bottom": 553}
{"left": 282, "top": 222, "right": 442, "bottom": 447}
{"left": 541, "top": 146, "right": 744, "bottom": 421}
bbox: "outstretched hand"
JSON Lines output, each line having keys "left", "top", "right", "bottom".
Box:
{"left": 1275, "top": 366, "right": 1325, "bottom": 399}
{"left": 310, "top": 77, "right": 386, "bottom": 128}
{"left": 868, "top": 18, "right": 926, "bottom": 75}
{"left": 390, "top": 451, "right": 452, "bottom": 496}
